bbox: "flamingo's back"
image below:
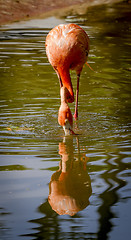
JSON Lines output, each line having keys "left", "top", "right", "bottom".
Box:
{"left": 46, "top": 23, "right": 89, "bottom": 73}
{"left": 45, "top": 24, "right": 89, "bottom": 102}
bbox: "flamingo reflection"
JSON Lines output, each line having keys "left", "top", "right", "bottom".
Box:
{"left": 48, "top": 137, "right": 92, "bottom": 216}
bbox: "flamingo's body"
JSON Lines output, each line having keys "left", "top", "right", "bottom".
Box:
{"left": 45, "top": 23, "right": 89, "bottom": 118}
{"left": 58, "top": 87, "right": 75, "bottom": 135}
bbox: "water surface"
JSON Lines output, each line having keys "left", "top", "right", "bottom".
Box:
{"left": 0, "top": 2, "right": 131, "bottom": 240}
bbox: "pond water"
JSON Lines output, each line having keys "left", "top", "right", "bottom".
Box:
{"left": 0, "top": 2, "right": 131, "bottom": 240}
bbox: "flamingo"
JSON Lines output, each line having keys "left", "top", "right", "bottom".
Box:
{"left": 45, "top": 23, "right": 89, "bottom": 119}
{"left": 58, "top": 86, "right": 75, "bottom": 135}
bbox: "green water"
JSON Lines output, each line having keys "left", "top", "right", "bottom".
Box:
{"left": 0, "top": 2, "right": 131, "bottom": 240}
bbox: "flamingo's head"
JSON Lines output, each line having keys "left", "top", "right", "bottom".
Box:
{"left": 59, "top": 87, "right": 75, "bottom": 136}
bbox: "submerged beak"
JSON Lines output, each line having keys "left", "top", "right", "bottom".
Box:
{"left": 63, "top": 119, "right": 75, "bottom": 136}
{"left": 70, "top": 129, "right": 76, "bottom": 135}
{"left": 63, "top": 127, "right": 75, "bottom": 136}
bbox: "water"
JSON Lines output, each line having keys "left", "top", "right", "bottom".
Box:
{"left": 0, "top": 2, "right": 131, "bottom": 240}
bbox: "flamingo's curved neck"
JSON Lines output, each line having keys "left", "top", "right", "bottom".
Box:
{"left": 57, "top": 67, "right": 74, "bottom": 103}
{"left": 60, "top": 88, "right": 66, "bottom": 103}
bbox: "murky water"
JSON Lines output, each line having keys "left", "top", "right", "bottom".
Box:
{"left": 0, "top": 2, "right": 131, "bottom": 240}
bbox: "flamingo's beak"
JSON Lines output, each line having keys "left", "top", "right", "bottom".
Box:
{"left": 70, "top": 129, "right": 76, "bottom": 135}
{"left": 63, "top": 120, "right": 75, "bottom": 136}
{"left": 63, "top": 127, "right": 75, "bottom": 136}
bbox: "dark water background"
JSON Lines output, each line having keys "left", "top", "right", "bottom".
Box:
{"left": 0, "top": 2, "right": 131, "bottom": 240}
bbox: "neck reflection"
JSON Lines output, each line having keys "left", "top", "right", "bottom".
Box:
{"left": 48, "top": 136, "right": 92, "bottom": 216}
